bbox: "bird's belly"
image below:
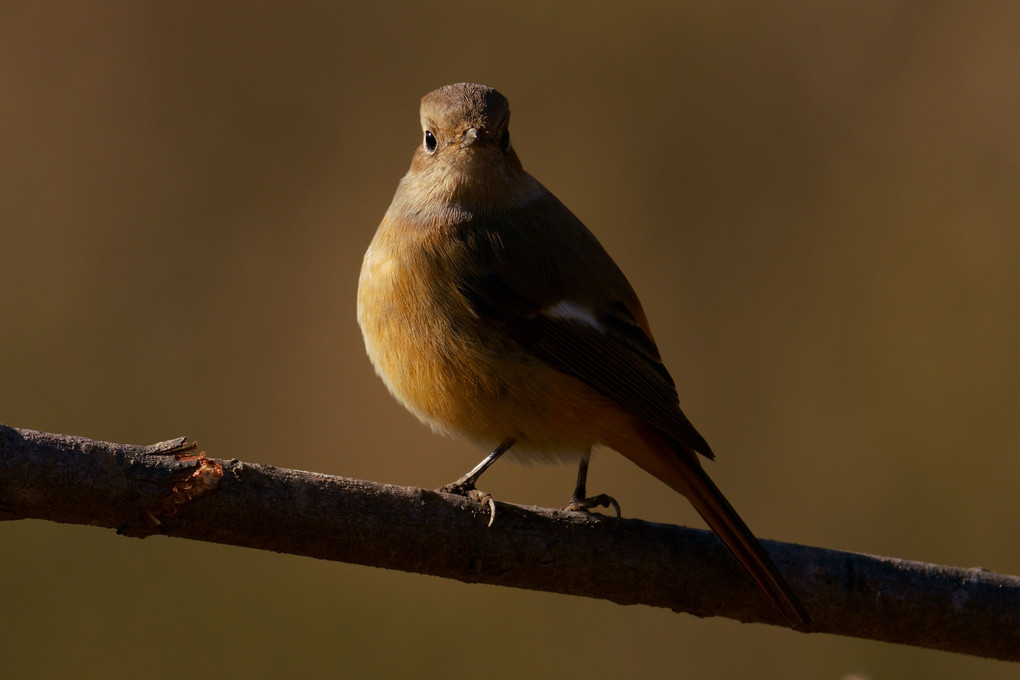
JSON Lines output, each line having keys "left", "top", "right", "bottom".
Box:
{"left": 359, "top": 266, "right": 623, "bottom": 462}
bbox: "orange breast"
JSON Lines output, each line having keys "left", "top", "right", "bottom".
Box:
{"left": 357, "top": 214, "right": 631, "bottom": 462}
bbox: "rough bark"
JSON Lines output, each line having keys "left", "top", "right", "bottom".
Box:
{"left": 1, "top": 424, "right": 1017, "bottom": 661}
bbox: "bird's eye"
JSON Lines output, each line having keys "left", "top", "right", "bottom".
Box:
{"left": 500, "top": 129, "right": 510, "bottom": 151}
{"left": 424, "top": 130, "right": 437, "bottom": 153}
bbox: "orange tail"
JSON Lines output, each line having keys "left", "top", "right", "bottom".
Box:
{"left": 621, "top": 424, "right": 811, "bottom": 628}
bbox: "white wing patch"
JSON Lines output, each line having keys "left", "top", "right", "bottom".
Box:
{"left": 542, "top": 301, "right": 606, "bottom": 332}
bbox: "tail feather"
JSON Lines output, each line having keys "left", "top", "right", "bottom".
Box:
{"left": 628, "top": 426, "right": 811, "bottom": 628}
{"left": 675, "top": 454, "right": 811, "bottom": 628}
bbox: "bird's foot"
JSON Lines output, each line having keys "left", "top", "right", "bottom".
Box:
{"left": 438, "top": 481, "right": 498, "bottom": 527}
{"left": 565, "top": 493, "right": 621, "bottom": 519}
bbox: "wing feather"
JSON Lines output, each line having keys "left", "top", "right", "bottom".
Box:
{"left": 454, "top": 191, "right": 715, "bottom": 459}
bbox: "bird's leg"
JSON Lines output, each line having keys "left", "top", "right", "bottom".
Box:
{"left": 565, "top": 453, "right": 621, "bottom": 518}
{"left": 438, "top": 438, "right": 516, "bottom": 526}
{"left": 441, "top": 437, "right": 516, "bottom": 491}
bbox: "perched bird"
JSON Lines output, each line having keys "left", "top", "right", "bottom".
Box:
{"left": 357, "top": 82, "right": 809, "bottom": 627}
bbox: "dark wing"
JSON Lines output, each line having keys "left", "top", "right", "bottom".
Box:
{"left": 454, "top": 192, "right": 715, "bottom": 459}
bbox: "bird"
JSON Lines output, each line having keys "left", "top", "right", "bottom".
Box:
{"left": 357, "top": 82, "right": 810, "bottom": 628}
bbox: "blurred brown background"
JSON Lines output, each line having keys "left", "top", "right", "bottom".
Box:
{"left": 2, "top": 2, "right": 1018, "bottom": 678}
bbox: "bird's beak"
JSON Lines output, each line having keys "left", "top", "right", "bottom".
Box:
{"left": 460, "top": 127, "right": 479, "bottom": 147}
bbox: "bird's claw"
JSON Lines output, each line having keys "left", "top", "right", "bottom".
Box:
{"left": 438, "top": 482, "right": 498, "bottom": 527}
{"left": 565, "top": 493, "right": 621, "bottom": 520}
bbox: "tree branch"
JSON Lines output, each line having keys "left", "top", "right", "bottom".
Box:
{"left": 1, "top": 424, "right": 1017, "bottom": 661}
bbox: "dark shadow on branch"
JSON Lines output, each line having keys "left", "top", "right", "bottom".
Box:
{"left": 1, "top": 424, "right": 1017, "bottom": 661}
